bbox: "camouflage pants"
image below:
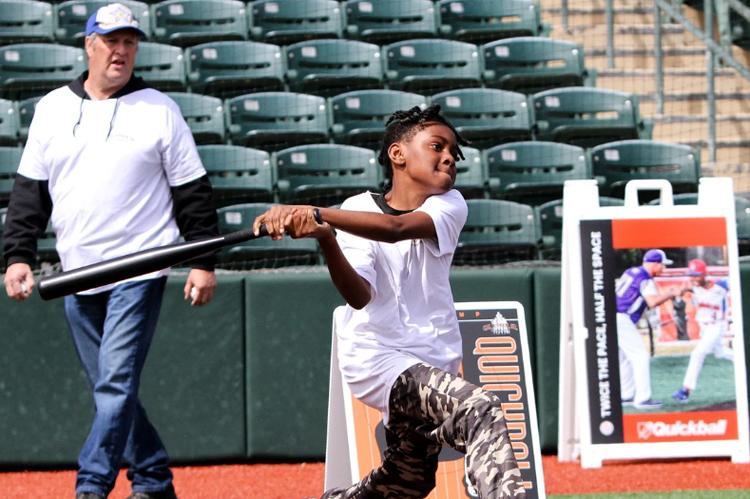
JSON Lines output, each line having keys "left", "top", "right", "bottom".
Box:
{"left": 323, "top": 363, "right": 526, "bottom": 499}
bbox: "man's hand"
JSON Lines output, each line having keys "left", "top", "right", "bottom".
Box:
{"left": 252, "top": 205, "right": 332, "bottom": 240}
{"left": 184, "top": 268, "right": 217, "bottom": 306}
{"left": 4, "top": 262, "right": 34, "bottom": 301}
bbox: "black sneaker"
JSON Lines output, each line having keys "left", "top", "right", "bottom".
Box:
{"left": 76, "top": 493, "right": 104, "bottom": 499}
{"left": 127, "top": 484, "right": 177, "bottom": 499}
{"left": 634, "top": 398, "right": 663, "bottom": 410}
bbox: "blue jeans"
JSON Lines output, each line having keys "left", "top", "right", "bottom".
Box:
{"left": 64, "top": 277, "right": 172, "bottom": 496}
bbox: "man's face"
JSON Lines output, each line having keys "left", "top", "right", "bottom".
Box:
{"left": 85, "top": 30, "right": 139, "bottom": 90}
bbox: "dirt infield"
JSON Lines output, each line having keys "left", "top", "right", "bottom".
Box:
{"left": 1, "top": 455, "right": 750, "bottom": 498}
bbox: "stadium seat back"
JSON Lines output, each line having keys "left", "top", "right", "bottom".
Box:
{"left": 482, "top": 37, "right": 586, "bottom": 94}
{"left": 438, "top": 0, "right": 542, "bottom": 43}
{"left": 532, "top": 87, "right": 645, "bottom": 148}
{"left": 0, "top": 100, "right": 19, "bottom": 146}
{"left": 0, "top": 44, "right": 86, "bottom": 100}
{"left": 383, "top": 39, "right": 481, "bottom": 94}
{"left": 329, "top": 89, "right": 427, "bottom": 149}
{"left": 226, "top": 92, "right": 329, "bottom": 150}
{"left": 186, "top": 41, "right": 284, "bottom": 97}
{"left": 431, "top": 88, "right": 532, "bottom": 148}
{"left": 285, "top": 39, "right": 382, "bottom": 97}
{"left": 197, "top": 145, "right": 274, "bottom": 206}
{"left": 0, "top": 0, "right": 55, "bottom": 44}
{"left": 590, "top": 140, "right": 700, "bottom": 198}
{"left": 217, "top": 202, "right": 318, "bottom": 268}
{"left": 55, "top": 1, "right": 150, "bottom": 46}
{"left": 166, "top": 92, "right": 226, "bottom": 144}
{"left": 0, "top": 146, "right": 23, "bottom": 207}
{"left": 345, "top": 0, "right": 438, "bottom": 44}
{"left": 453, "top": 146, "right": 486, "bottom": 199}
{"left": 484, "top": 141, "right": 590, "bottom": 204}
{"left": 17, "top": 96, "right": 41, "bottom": 143}
{"left": 455, "top": 198, "right": 540, "bottom": 264}
{"left": 135, "top": 42, "right": 186, "bottom": 91}
{"left": 275, "top": 144, "right": 380, "bottom": 205}
{"left": 152, "top": 0, "right": 248, "bottom": 47}
{"left": 249, "top": 0, "right": 343, "bottom": 44}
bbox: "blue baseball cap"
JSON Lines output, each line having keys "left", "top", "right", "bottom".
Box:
{"left": 85, "top": 3, "right": 146, "bottom": 38}
{"left": 643, "top": 249, "right": 673, "bottom": 265}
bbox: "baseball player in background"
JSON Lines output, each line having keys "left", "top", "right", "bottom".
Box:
{"left": 672, "top": 259, "right": 733, "bottom": 402}
{"left": 615, "top": 249, "right": 682, "bottom": 410}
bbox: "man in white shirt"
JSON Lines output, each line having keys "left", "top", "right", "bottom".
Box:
{"left": 3, "top": 4, "right": 218, "bottom": 498}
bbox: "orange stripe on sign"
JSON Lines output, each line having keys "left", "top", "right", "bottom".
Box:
{"left": 611, "top": 218, "right": 727, "bottom": 248}
{"left": 623, "top": 409, "right": 738, "bottom": 443}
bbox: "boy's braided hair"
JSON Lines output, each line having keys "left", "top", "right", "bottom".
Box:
{"left": 377, "top": 104, "right": 469, "bottom": 189}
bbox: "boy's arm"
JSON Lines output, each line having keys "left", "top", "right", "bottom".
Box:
{"left": 252, "top": 205, "right": 372, "bottom": 309}
{"left": 253, "top": 204, "right": 436, "bottom": 243}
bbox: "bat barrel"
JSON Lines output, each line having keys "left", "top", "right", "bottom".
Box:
{"left": 37, "top": 227, "right": 264, "bottom": 300}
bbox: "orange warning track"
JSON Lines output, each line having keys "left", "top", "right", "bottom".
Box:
{"left": 1, "top": 456, "right": 750, "bottom": 498}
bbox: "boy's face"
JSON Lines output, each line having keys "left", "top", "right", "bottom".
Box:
{"left": 393, "top": 123, "right": 460, "bottom": 195}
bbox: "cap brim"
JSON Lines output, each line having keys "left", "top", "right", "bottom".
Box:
{"left": 89, "top": 26, "right": 146, "bottom": 38}
{"left": 663, "top": 258, "right": 674, "bottom": 265}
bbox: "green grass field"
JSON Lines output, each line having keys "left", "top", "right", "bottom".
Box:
{"left": 623, "top": 354, "right": 736, "bottom": 413}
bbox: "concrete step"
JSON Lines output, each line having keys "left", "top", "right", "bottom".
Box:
{"left": 595, "top": 68, "right": 750, "bottom": 95}
{"left": 711, "top": 162, "right": 750, "bottom": 193}
{"left": 638, "top": 92, "right": 750, "bottom": 117}
{"left": 554, "top": 24, "right": 703, "bottom": 52}
{"left": 652, "top": 115, "right": 750, "bottom": 142}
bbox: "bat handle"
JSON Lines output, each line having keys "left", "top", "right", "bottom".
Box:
{"left": 221, "top": 224, "right": 269, "bottom": 246}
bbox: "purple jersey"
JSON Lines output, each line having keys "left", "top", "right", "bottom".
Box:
{"left": 615, "top": 266, "right": 653, "bottom": 324}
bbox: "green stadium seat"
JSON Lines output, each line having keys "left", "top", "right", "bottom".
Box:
{"left": 431, "top": 88, "right": 533, "bottom": 148}
{"left": 344, "top": 0, "right": 438, "bottom": 44}
{"left": 455, "top": 198, "right": 541, "bottom": 264}
{"left": 134, "top": 42, "right": 186, "bottom": 91}
{"left": 216, "top": 202, "right": 319, "bottom": 269}
{"left": 484, "top": 141, "right": 590, "bottom": 204}
{"left": 197, "top": 145, "right": 274, "bottom": 207}
{"left": 0, "top": 100, "right": 19, "bottom": 146}
{"left": 481, "top": 37, "right": 588, "bottom": 94}
{"left": 166, "top": 92, "right": 225, "bottom": 144}
{"left": 537, "top": 196, "right": 623, "bottom": 259}
{"left": 226, "top": 92, "right": 329, "bottom": 151}
{"left": 55, "top": 1, "right": 150, "bottom": 46}
{"left": 17, "top": 96, "right": 41, "bottom": 143}
{"left": 0, "top": 0, "right": 55, "bottom": 44}
{"left": 590, "top": 139, "right": 700, "bottom": 199}
{"left": 329, "top": 89, "right": 427, "bottom": 150}
{"left": 383, "top": 39, "right": 481, "bottom": 94}
{"left": 284, "top": 39, "right": 383, "bottom": 97}
{"left": 0, "top": 44, "right": 86, "bottom": 100}
{"left": 274, "top": 143, "right": 380, "bottom": 205}
{"left": 438, "top": 0, "right": 543, "bottom": 43}
{"left": 37, "top": 222, "right": 59, "bottom": 266}
{"left": 0, "top": 207, "right": 5, "bottom": 268}
{"left": 531, "top": 87, "right": 647, "bottom": 148}
{"left": 152, "top": 0, "right": 248, "bottom": 47}
{"left": 185, "top": 41, "right": 284, "bottom": 97}
{"left": 453, "top": 146, "right": 486, "bottom": 199}
{"left": 0, "top": 146, "right": 23, "bottom": 207}
{"left": 249, "top": 0, "right": 343, "bottom": 45}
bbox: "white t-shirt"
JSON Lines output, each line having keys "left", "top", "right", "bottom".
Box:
{"left": 691, "top": 281, "right": 729, "bottom": 324}
{"left": 334, "top": 189, "right": 468, "bottom": 421}
{"left": 18, "top": 85, "right": 206, "bottom": 293}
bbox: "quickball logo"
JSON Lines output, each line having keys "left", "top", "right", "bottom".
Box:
{"left": 636, "top": 419, "right": 728, "bottom": 440}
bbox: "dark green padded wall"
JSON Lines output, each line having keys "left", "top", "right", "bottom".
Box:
{"left": 140, "top": 274, "right": 247, "bottom": 461}
{"left": 244, "top": 271, "right": 343, "bottom": 458}
{"left": 0, "top": 292, "right": 89, "bottom": 465}
{"left": 532, "top": 267, "right": 562, "bottom": 452}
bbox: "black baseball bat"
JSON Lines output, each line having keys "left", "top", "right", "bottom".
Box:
{"left": 37, "top": 225, "right": 268, "bottom": 300}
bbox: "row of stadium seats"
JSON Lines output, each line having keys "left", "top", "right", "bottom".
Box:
{"left": 0, "top": 139, "right": 701, "bottom": 212}
{"left": 4, "top": 193, "right": 749, "bottom": 270}
{"left": 1, "top": 0, "right": 546, "bottom": 47}
{"left": 0, "top": 37, "right": 592, "bottom": 100}
{"left": 0, "top": 87, "right": 649, "bottom": 151}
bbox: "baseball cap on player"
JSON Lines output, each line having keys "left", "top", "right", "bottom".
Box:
{"left": 85, "top": 3, "right": 146, "bottom": 38}
{"left": 687, "top": 258, "right": 707, "bottom": 276}
{"left": 643, "top": 249, "right": 673, "bottom": 265}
